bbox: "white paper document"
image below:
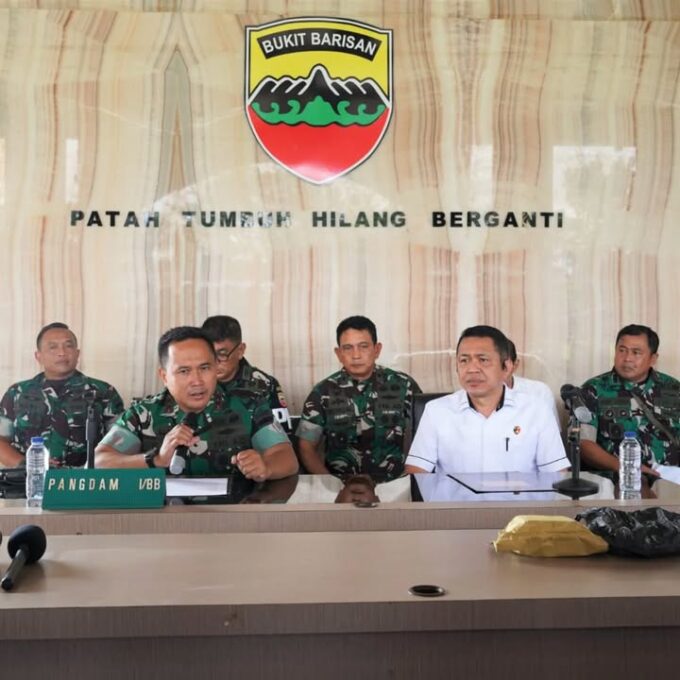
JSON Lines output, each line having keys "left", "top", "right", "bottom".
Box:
{"left": 654, "top": 465, "right": 680, "bottom": 485}
{"left": 165, "top": 477, "right": 229, "bottom": 497}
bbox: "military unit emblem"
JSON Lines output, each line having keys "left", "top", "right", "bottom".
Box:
{"left": 245, "top": 17, "right": 393, "bottom": 184}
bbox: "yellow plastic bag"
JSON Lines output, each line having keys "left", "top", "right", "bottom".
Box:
{"left": 493, "top": 514, "right": 609, "bottom": 557}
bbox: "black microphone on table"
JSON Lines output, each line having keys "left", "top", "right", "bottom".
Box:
{"left": 169, "top": 412, "right": 199, "bottom": 475}
{"left": 560, "top": 384, "right": 595, "bottom": 423}
{"left": 552, "top": 384, "right": 599, "bottom": 499}
{"left": 1, "top": 525, "right": 47, "bottom": 592}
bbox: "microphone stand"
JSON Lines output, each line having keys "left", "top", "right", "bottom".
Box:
{"left": 552, "top": 410, "right": 599, "bottom": 499}
{"left": 85, "top": 401, "right": 98, "bottom": 469}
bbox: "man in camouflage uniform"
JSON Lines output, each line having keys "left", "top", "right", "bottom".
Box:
{"left": 580, "top": 324, "right": 680, "bottom": 473}
{"left": 296, "top": 316, "right": 421, "bottom": 480}
{"left": 0, "top": 322, "right": 123, "bottom": 468}
{"left": 202, "top": 315, "right": 292, "bottom": 432}
{"left": 96, "top": 326, "right": 298, "bottom": 480}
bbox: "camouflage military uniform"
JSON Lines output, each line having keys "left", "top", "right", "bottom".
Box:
{"left": 581, "top": 368, "right": 680, "bottom": 466}
{"left": 221, "top": 358, "right": 291, "bottom": 431}
{"left": 296, "top": 366, "right": 421, "bottom": 480}
{"left": 0, "top": 371, "right": 123, "bottom": 467}
{"left": 99, "top": 387, "right": 289, "bottom": 476}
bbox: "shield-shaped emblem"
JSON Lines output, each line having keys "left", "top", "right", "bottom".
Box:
{"left": 245, "top": 17, "right": 393, "bottom": 184}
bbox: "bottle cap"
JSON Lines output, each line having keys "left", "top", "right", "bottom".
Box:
{"left": 30, "top": 436, "right": 44, "bottom": 445}
{"left": 623, "top": 431, "right": 637, "bottom": 438}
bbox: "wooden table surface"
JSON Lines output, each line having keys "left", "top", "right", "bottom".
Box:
{"left": 2, "top": 473, "right": 679, "bottom": 535}
{"left": 1, "top": 529, "right": 679, "bottom": 678}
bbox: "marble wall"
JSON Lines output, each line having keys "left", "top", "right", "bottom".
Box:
{"left": 0, "top": 1, "right": 679, "bottom": 412}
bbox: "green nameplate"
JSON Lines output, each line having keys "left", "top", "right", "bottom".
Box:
{"left": 43, "top": 469, "right": 166, "bottom": 510}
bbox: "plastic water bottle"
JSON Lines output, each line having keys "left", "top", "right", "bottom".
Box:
{"left": 25, "top": 436, "right": 49, "bottom": 508}
{"left": 619, "top": 431, "right": 642, "bottom": 499}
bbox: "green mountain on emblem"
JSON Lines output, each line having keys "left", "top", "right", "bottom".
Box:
{"left": 249, "top": 64, "right": 389, "bottom": 126}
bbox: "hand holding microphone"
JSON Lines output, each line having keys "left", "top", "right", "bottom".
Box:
{"left": 167, "top": 412, "right": 199, "bottom": 475}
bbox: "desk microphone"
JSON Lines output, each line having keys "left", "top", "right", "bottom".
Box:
{"left": 169, "top": 412, "right": 198, "bottom": 475}
{"left": 560, "top": 384, "right": 595, "bottom": 423}
{"left": 553, "top": 385, "right": 600, "bottom": 499}
{"left": 85, "top": 390, "right": 99, "bottom": 469}
{"left": 1, "top": 525, "right": 47, "bottom": 591}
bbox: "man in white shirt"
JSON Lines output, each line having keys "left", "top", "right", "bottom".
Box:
{"left": 505, "top": 338, "right": 560, "bottom": 425}
{"left": 404, "top": 326, "right": 569, "bottom": 476}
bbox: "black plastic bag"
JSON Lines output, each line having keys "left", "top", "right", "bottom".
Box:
{"left": 577, "top": 507, "right": 680, "bottom": 557}
{"left": 0, "top": 468, "right": 26, "bottom": 499}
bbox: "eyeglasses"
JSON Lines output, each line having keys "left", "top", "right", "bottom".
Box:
{"left": 215, "top": 344, "right": 241, "bottom": 363}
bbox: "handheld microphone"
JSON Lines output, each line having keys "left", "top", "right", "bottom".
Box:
{"left": 169, "top": 412, "right": 198, "bottom": 475}
{"left": 560, "top": 384, "right": 595, "bottom": 424}
{"left": 1, "top": 525, "right": 47, "bottom": 592}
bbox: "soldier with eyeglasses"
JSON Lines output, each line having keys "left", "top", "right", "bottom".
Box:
{"left": 202, "top": 315, "right": 292, "bottom": 432}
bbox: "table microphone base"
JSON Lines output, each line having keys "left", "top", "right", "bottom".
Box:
{"left": 552, "top": 477, "right": 599, "bottom": 499}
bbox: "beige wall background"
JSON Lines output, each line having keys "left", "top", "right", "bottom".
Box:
{"left": 0, "top": 1, "right": 678, "bottom": 413}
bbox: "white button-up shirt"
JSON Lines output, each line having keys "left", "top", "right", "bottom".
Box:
{"left": 511, "top": 375, "right": 561, "bottom": 425}
{"left": 405, "top": 387, "right": 568, "bottom": 475}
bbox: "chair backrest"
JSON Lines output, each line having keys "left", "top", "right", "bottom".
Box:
{"left": 412, "top": 392, "right": 448, "bottom": 435}
{"left": 286, "top": 415, "right": 309, "bottom": 472}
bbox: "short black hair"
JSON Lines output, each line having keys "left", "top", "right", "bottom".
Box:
{"left": 456, "top": 325, "right": 510, "bottom": 363}
{"left": 201, "top": 316, "right": 242, "bottom": 345}
{"left": 616, "top": 324, "right": 659, "bottom": 354}
{"left": 36, "top": 322, "right": 75, "bottom": 349}
{"left": 506, "top": 338, "right": 518, "bottom": 363}
{"left": 158, "top": 326, "right": 216, "bottom": 367}
{"left": 336, "top": 316, "right": 378, "bottom": 345}
{"left": 343, "top": 474, "right": 377, "bottom": 489}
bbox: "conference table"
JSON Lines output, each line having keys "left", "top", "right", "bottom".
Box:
{"left": 2, "top": 472, "right": 680, "bottom": 678}
{"left": 1, "top": 470, "right": 679, "bottom": 536}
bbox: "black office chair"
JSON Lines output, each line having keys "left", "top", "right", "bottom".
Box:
{"left": 412, "top": 392, "right": 448, "bottom": 435}
{"left": 287, "top": 415, "right": 310, "bottom": 473}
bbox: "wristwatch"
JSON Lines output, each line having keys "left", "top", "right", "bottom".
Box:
{"left": 144, "top": 451, "right": 157, "bottom": 468}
